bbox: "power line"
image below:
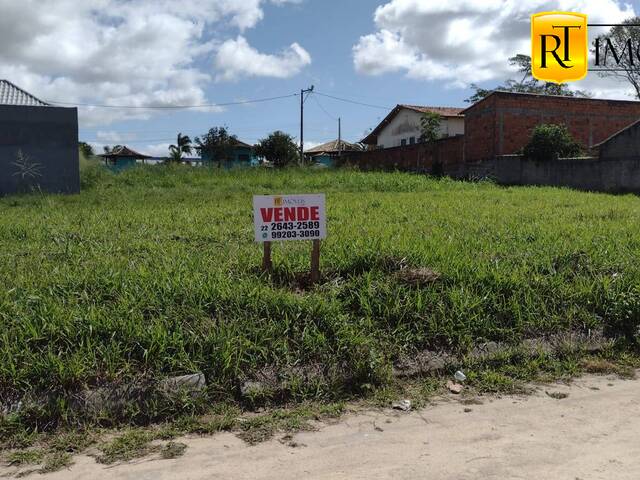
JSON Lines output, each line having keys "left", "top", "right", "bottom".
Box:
{"left": 311, "top": 93, "right": 338, "bottom": 121}
{"left": 47, "top": 90, "right": 393, "bottom": 112}
{"left": 314, "top": 91, "right": 392, "bottom": 110}
{"left": 46, "top": 93, "right": 299, "bottom": 109}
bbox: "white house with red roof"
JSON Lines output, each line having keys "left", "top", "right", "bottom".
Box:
{"left": 362, "top": 104, "right": 464, "bottom": 149}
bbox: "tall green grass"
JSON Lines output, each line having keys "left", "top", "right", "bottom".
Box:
{"left": 1, "top": 165, "right": 639, "bottom": 426}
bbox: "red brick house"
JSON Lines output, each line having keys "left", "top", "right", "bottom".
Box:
{"left": 462, "top": 91, "right": 640, "bottom": 163}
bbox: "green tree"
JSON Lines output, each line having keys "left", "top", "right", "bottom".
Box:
{"left": 522, "top": 124, "right": 582, "bottom": 162}
{"left": 79, "top": 142, "right": 95, "bottom": 158}
{"left": 419, "top": 111, "right": 443, "bottom": 144}
{"left": 595, "top": 17, "right": 640, "bottom": 99}
{"left": 466, "top": 54, "right": 590, "bottom": 103}
{"left": 168, "top": 133, "right": 193, "bottom": 163}
{"left": 194, "top": 127, "right": 237, "bottom": 168}
{"left": 254, "top": 131, "right": 299, "bottom": 167}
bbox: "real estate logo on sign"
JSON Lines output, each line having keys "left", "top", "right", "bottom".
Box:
{"left": 531, "top": 11, "right": 588, "bottom": 84}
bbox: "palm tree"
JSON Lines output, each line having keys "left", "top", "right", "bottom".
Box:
{"left": 103, "top": 145, "right": 123, "bottom": 154}
{"left": 168, "top": 133, "right": 192, "bottom": 163}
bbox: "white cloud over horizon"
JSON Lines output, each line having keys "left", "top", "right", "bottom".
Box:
{"left": 0, "top": 0, "right": 310, "bottom": 126}
{"left": 353, "top": 0, "right": 637, "bottom": 98}
{"left": 215, "top": 36, "right": 311, "bottom": 81}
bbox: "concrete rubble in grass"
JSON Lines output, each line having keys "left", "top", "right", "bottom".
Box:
{"left": 391, "top": 399, "right": 412, "bottom": 411}
{"left": 240, "top": 381, "right": 267, "bottom": 398}
{"left": 446, "top": 381, "right": 463, "bottom": 394}
{"left": 392, "top": 330, "right": 612, "bottom": 379}
{"left": 160, "top": 373, "right": 207, "bottom": 393}
{"left": 81, "top": 372, "right": 207, "bottom": 416}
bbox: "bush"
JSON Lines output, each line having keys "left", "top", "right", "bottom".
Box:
{"left": 522, "top": 124, "right": 582, "bottom": 162}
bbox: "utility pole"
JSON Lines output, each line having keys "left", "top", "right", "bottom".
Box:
{"left": 338, "top": 117, "right": 342, "bottom": 156}
{"left": 300, "top": 85, "right": 314, "bottom": 165}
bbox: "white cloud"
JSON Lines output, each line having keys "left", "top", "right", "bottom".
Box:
{"left": 303, "top": 140, "right": 323, "bottom": 150}
{"left": 352, "top": 30, "right": 419, "bottom": 76}
{"left": 141, "top": 143, "right": 173, "bottom": 158}
{"left": 353, "top": 0, "right": 636, "bottom": 94}
{"left": 95, "top": 131, "right": 138, "bottom": 143}
{"left": 0, "top": 0, "right": 309, "bottom": 126}
{"left": 215, "top": 36, "right": 311, "bottom": 81}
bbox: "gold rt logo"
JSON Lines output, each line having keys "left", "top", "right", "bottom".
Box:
{"left": 531, "top": 12, "right": 588, "bottom": 84}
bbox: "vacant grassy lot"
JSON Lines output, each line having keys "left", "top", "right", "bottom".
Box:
{"left": 1, "top": 166, "right": 639, "bottom": 432}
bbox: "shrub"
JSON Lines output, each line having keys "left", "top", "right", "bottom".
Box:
{"left": 522, "top": 124, "right": 582, "bottom": 162}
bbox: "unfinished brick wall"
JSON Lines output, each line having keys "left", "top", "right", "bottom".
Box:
{"left": 345, "top": 136, "right": 464, "bottom": 175}
{"left": 464, "top": 92, "right": 640, "bottom": 163}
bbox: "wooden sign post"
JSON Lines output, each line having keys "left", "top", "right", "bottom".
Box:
{"left": 253, "top": 194, "right": 326, "bottom": 283}
{"left": 262, "top": 241, "right": 272, "bottom": 273}
{"left": 310, "top": 239, "right": 320, "bottom": 283}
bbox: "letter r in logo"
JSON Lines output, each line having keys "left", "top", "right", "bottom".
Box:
{"left": 531, "top": 12, "right": 588, "bottom": 83}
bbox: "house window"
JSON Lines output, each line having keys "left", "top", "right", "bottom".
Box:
{"left": 400, "top": 139, "right": 407, "bottom": 146}
{"left": 409, "top": 137, "right": 415, "bottom": 145}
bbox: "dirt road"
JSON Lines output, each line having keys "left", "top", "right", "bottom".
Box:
{"left": 10, "top": 373, "right": 640, "bottom": 479}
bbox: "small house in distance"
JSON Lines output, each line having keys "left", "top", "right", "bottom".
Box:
{"left": 99, "top": 145, "right": 151, "bottom": 171}
{"left": 362, "top": 104, "right": 464, "bottom": 149}
{"left": 0, "top": 79, "right": 79, "bottom": 196}
{"left": 304, "top": 139, "right": 362, "bottom": 167}
{"left": 200, "top": 139, "right": 258, "bottom": 168}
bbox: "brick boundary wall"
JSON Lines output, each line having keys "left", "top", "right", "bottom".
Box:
{"left": 344, "top": 135, "right": 464, "bottom": 175}
{"left": 464, "top": 92, "right": 640, "bottom": 164}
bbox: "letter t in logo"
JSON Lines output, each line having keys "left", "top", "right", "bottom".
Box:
{"left": 532, "top": 12, "right": 588, "bottom": 83}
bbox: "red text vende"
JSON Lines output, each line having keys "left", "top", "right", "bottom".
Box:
{"left": 260, "top": 206, "right": 320, "bottom": 222}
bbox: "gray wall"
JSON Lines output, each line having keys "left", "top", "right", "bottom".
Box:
{"left": 493, "top": 155, "right": 640, "bottom": 193}
{"left": 0, "top": 105, "right": 79, "bottom": 196}
{"left": 598, "top": 120, "right": 640, "bottom": 160}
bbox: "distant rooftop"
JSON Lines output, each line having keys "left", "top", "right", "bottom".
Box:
{"left": 0, "top": 79, "right": 49, "bottom": 107}
{"left": 398, "top": 105, "right": 464, "bottom": 118}
{"left": 305, "top": 139, "right": 361, "bottom": 154}
{"left": 99, "top": 145, "right": 151, "bottom": 159}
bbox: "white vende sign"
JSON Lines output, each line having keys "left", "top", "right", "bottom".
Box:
{"left": 253, "top": 194, "right": 326, "bottom": 242}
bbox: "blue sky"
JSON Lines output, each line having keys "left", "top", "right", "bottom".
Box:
{"left": 81, "top": 0, "right": 459, "bottom": 153}
{"left": 1, "top": 0, "right": 639, "bottom": 156}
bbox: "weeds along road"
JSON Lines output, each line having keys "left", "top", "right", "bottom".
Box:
{"left": 23, "top": 372, "right": 640, "bottom": 480}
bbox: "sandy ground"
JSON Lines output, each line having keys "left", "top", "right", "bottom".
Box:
{"left": 5, "top": 373, "right": 640, "bottom": 480}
